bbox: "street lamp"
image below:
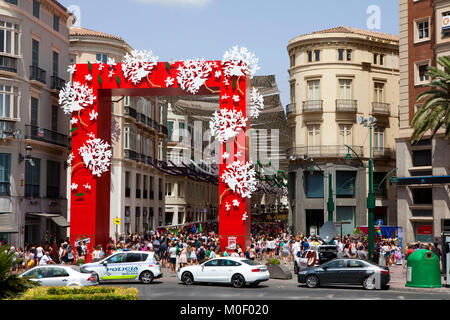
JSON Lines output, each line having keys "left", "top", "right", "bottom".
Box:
{"left": 19, "top": 145, "right": 34, "bottom": 167}
{"left": 344, "top": 115, "right": 377, "bottom": 262}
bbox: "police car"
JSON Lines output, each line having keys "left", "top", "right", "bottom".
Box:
{"left": 80, "top": 251, "right": 162, "bottom": 284}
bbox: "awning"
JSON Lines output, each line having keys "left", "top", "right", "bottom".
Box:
{"left": 0, "top": 213, "right": 18, "bottom": 233}
{"left": 51, "top": 216, "right": 70, "bottom": 228}
{"left": 390, "top": 175, "right": 450, "bottom": 186}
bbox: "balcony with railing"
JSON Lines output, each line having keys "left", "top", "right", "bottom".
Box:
{"left": 124, "top": 106, "right": 137, "bottom": 119}
{"left": 158, "top": 124, "right": 168, "bottom": 135}
{"left": 25, "top": 124, "right": 68, "bottom": 148}
{"left": 137, "top": 112, "right": 147, "bottom": 125}
{"left": 286, "top": 103, "right": 296, "bottom": 116}
{"left": 0, "top": 120, "right": 16, "bottom": 136}
{"left": 335, "top": 99, "right": 357, "bottom": 112}
{"left": 30, "top": 65, "right": 47, "bottom": 84}
{"left": 302, "top": 100, "right": 323, "bottom": 113}
{"left": 0, "top": 56, "right": 17, "bottom": 73}
{"left": 372, "top": 147, "right": 393, "bottom": 159}
{"left": 124, "top": 149, "right": 138, "bottom": 161}
{"left": 287, "top": 145, "right": 364, "bottom": 159}
{"left": 372, "top": 102, "right": 391, "bottom": 116}
{"left": 51, "top": 76, "right": 65, "bottom": 91}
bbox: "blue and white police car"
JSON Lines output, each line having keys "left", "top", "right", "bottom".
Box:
{"left": 81, "top": 251, "right": 162, "bottom": 284}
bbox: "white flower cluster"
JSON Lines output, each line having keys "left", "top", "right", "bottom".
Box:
{"left": 59, "top": 82, "right": 96, "bottom": 115}
{"left": 78, "top": 133, "right": 112, "bottom": 177}
{"left": 250, "top": 88, "right": 264, "bottom": 119}
{"left": 222, "top": 46, "right": 259, "bottom": 79}
{"left": 177, "top": 59, "right": 215, "bottom": 94}
{"left": 209, "top": 108, "right": 248, "bottom": 143}
{"left": 122, "top": 50, "right": 158, "bottom": 84}
{"left": 221, "top": 160, "right": 257, "bottom": 199}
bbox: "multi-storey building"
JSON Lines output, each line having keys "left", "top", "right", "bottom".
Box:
{"left": 397, "top": 0, "right": 450, "bottom": 245}
{"left": 286, "top": 27, "right": 399, "bottom": 236}
{"left": 0, "top": 0, "right": 71, "bottom": 247}
{"left": 69, "top": 26, "right": 168, "bottom": 238}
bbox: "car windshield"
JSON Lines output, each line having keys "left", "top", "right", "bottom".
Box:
{"left": 241, "top": 259, "right": 260, "bottom": 266}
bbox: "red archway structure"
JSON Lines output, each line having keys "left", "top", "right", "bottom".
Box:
{"left": 62, "top": 51, "right": 257, "bottom": 254}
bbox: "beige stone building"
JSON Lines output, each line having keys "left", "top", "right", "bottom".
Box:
{"left": 286, "top": 26, "right": 399, "bottom": 236}
{"left": 0, "top": 0, "right": 71, "bottom": 247}
{"left": 397, "top": 0, "right": 450, "bottom": 246}
{"left": 69, "top": 27, "right": 168, "bottom": 238}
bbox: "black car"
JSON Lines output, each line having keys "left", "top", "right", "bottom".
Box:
{"left": 297, "top": 258, "right": 390, "bottom": 290}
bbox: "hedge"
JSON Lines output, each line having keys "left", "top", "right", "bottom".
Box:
{"left": 18, "top": 286, "right": 138, "bottom": 300}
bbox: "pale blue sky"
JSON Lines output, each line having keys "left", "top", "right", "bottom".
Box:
{"left": 59, "top": 0, "right": 399, "bottom": 106}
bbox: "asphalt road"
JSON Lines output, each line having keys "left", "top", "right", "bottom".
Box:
{"left": 103, "top": 275, "right": 450, "bottom": 300}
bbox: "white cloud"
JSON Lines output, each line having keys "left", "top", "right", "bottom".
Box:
{"left": 134, "top": 0, "right": 212, "bottom": 6}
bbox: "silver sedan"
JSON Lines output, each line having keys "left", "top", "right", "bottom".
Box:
{"left": 19, "top": 265, "right": 99, "bottom": 287}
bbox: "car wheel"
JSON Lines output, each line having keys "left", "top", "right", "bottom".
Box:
{"left": 362, "top": 276, "right": 376, "bottom": 290}
{"left": 231, "top": 274, "right": 246, "bottom": 288}
{"left": 181, "top": 272, "right": 194, "bottom": 285}
{"left": 305, "top": 275, "right": 319, "bottom": 288}
{"left": 294, "top": 263, "right": 299, "bottom": 274}
{"left": 140, "top": 271, "right": 154, "bottom": 284}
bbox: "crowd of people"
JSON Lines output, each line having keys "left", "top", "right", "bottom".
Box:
{"left": 3, "top": 224, "right": 444, "bottom": 275}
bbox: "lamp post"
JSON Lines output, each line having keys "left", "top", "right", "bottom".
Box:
{"left": 344, "top": 116, "right": 377, "bottom": 262}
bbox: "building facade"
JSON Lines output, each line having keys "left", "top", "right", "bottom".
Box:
{"left": 0, "top": 0, "right": 71, "bottom": 247}
{"left": 286, "top": 27, "right": 399, "bottom": 236}
{"left": 397, "top": 0, "right": 450, "bottom": 245}
{"left": 69, "top": 27, "right": 168, "bottom": 239}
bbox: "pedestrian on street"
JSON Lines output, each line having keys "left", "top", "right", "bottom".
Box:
{"left": 39, "top": 251, "right": 56, "bottom": 266}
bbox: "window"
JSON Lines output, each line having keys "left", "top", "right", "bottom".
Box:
{"left": 338, "top": 79, "right": 352, "bottom": 100}
{"left": 167, "top": 121, "right": 173, "bottom": 141}
{"left": 348, "top": 260, "right": 366, "bottom": 268}
{"left": 53, "top": 14, "right": 59, "bottom": 32}
{"left": 0, "top": 153, "right": 11, "bottom": 195}
{"left": 32, "top": 39, "right": 39, "bottom": 66}
{"left": 336, "top": 207, "right": 355, "bottom": 234}
{"left": 314, "top": 50, "right": 320, "bottom": 61}
{"left": 125, "top": 171, "right": 130, "bottom": 197}
{"left": 25, "top": 158, "right": 40, "bottom": 197}
{"left": 178, "top": 121, "right": 185, "bottom": 141}
{"left": 106, "top": 253, "right": 126, "bottom": 264}
{"left": 307, "top": 50, "right": 312, "bottom": 62}
{"left": 374, "top": 82, "right": 384, "bottom": 103}
{"left": 143, "top": 175, "right": 147, "bottom": 199}
{"left": 33, "top": 0, "right": 40, "bottom": 19}
{"left": 136, "top": 174, "right": 141, "bottom": 198}
{"left": 4, "top": 0, "right": 18, "bottom": 5}
{"left": 417, "top": 20, "right": 429, "bottom": 40}
{"left": 346, "top": 49, "right": 352, "bottom": 61}
{"left": 412, "top": 188, "right": 432, "bottom": 204}
{"left": 307, "top": 124, "right": 320, "bottom": 147}
{"left": 30, "top": 97, "right": 38, "bottom": 126}
{"left": 338, "top": 49, "right": 344, "bottom": 61}
{"left": 96, "top": 53, "right": 107, "bottom": 63}
{"left": 373, "top": 172, "right": 388, "bottom": 196}
{"left": 46, "top": 160, "right": 60, "bottom": 199}
{"left": 307, "top": 80, "right": 320, "bottom": 100}
{"left": 204, "top": 259, "right": 219, "bottom": 267}
{"left": 0, "top": 21, "right": 20, "bottom": 55}
{"left": 166, "top": 182, "right": 172, "bottom": 196}
{"left": 47, "top": 267, "right": 69, "bottom": 278}
{"left": 124, "top": 125, "right": 136, "bottom": 151}
{"left": 336, "top": 171, "right": 356, "bottom": 198}
{"left": 52, "top": 51, "right": 59, "bottom": 76}
{"left": 178, "top": 182, "right": 184, "bottom": 198}
{"left": 135, "top": 207, "right": 140, "bottom": 233}
{"left": 325, "top": 259, "right": 347, "bottom": 269}
{"left": 304, "top": 171, "right": 324, "bottom": 198}
{"left": 374, "top": 127, "right": 385, "bottom": 149}
{"left": 412, "top": 149, "right": 432, "bottom": 166}
{"left": 374, "top": 53, "right": 378, "bottom": 64}
{"left": 125, "top": 253, "right": 144, "bottom": 263}
{"left": 0, "top": 85, "right": 19, "bottom": 119}
{"left": 418, "top": 64, "right": 429, "bottom": 83}
{"left": 338, "top": 124, "right": 352, "bottom": 146}
{"left": 51, "top": 105, "right": 58, "bottom": 132}
{"left": 380, "top": 54, "right": 384, "bottom": 65}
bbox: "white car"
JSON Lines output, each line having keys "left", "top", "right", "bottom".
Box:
{"left": 81, "top": 251, "right": 161, "bottom": 284}
{"left": 294, "top": 245, "right": 338, "bottom": 274}
{"left": 177, "top": 257, "right": 270, "bottom": 288}
{"left": 19, "top": 265, "right": 99, "bottom": 287}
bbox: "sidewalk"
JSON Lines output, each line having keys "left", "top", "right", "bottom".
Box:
{"left": 387, "top": 264, "right": 449, "bottom": 293}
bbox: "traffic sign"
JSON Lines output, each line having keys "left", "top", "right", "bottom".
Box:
{"left": 376, "top": 219, "right": 383, "bottom": 226}
{"left": 114, "top": 217, "right": 120, "bottom": 225}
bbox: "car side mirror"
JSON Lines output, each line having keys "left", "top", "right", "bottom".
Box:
{"left": 102, "top": 261, "right": 107, "bottom": 266}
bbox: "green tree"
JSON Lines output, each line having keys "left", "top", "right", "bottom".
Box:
{"left": 411, "top": 56, "right": 450, "bottom": 142}
{"left": 0, "top": 245, "right": 38, "bottom": 299}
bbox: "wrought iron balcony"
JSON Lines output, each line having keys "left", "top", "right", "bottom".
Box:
{"left": 51, "top": 76, "right": 65, "bottom": 91}
{"left": 335, "top": 99, "right": 357, "bottom": 112}
{"left": 124, "top": 106, "right": 137, "bottom": 119}
{"left": 0, "top": 56, "right": 17, "bottom": 73}
{"left": 286, "top": 103, "right": 296, "bottom": 115}
{"left": 30, "top": 65, "right": 47, "bottom": 84}
{"left": 158, "top": 124, "right": 168, "bottom": 135}
{"left": 287, "top": 145, "right": 364, "bottom": 159}
{"left": 302, "top": 100, "right": 323, "bottom": 113}
{"left": 372, "top": 147, "right": 393, "bottom": 159}
{"left": 0, "top": 120, "right": 16, "bottom": 136}
{"left": 372, "top": 102, "right": 391, "bottom": 116}
{"left": 25, "top": 124, "right": 68, "bottom": 148}
{"left": 124, "top": 149, "right": 138, "bottom": 161}
{"left": 137, "top": 112, "right": 146, "bottom": 124}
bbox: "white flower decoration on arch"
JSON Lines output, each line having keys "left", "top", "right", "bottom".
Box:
{"left": 122, "top": 49, "right": 159, "bottom": 84}
{"left": 59, "top": 82, "right": 96, "bottom": 115}
{"left": 177, "top": 59, "right": 215, "bottom": 94}
{"left": 209, "top": 108, "right": 248, "bottom": 143}
{"left": 78, "top": 133, "right": 112, "bottom": 178}
{"left": 221, "top": 160, "right": 257, "bottom": 199}
{"left": 222, "top": 46, "right": 260, "bottom": 79}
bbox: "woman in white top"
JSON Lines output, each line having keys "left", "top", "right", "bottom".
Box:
{"left": 189, "top": 247, "right": 197, "bottom": 265}
{"left": 92, "top": 245, "right": 102, "bottom": 262}
{"left": 179, "top": 247, "right": 188, "bottom": 268}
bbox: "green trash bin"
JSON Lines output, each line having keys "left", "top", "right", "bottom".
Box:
{"left": 406, "top": 249, "right": 442, "bottom": 288}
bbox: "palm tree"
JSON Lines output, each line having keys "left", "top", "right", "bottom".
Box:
{"left": 411, "top": 56, "right": 450, "bottom": 142}
{"left": 0, "top": 245, "right": 38, "bottom": 299}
